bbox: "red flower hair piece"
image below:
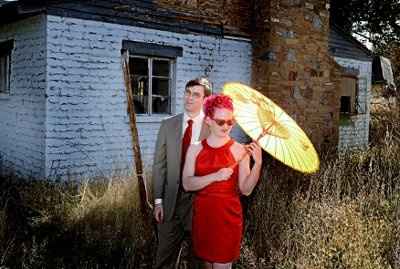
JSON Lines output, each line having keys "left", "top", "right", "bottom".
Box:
{"left": 203, "top": 94, "right": 233, "bottom": 118}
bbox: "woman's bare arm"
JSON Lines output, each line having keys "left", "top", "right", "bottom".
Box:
{"left": 236, "top": 142, "right": 263, "bottom": 196}
{"left": 182, "top": 143, "right": 233, "bottom": 191}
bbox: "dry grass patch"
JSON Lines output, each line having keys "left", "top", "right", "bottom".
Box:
{"left": 240, "top": 107, "right": 400, "bottom": 269}
{"left": 0, "top": 174, "right": 155, "bottom": 269}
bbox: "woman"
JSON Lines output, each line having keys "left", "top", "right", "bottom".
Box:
{"left": 182, "top": 94, "right": 262, "bottom": 269}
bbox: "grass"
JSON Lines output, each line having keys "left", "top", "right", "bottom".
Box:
{"left": 240, "top": 103, "right": 400, "bottom": 268}
{"left": 0, "top": 175, "right": 155, "bottom": 268}
{"left": 0, "top": 103, "right": 399, "bottom": 268}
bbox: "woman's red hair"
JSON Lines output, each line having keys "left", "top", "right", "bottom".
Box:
{"left": 203, "top": 94, "right": 233, "bottom": 118}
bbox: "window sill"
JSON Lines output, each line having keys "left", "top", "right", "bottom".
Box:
{"left": 135, "top": 114, "right": 174, "bottom": 123}
{"left": 339, "top": 115, "right": 354, "bottom": 126}
{"left": 0, "top": 93, "right": 11, "bottom": 100}
{"left": 339, "top": 113, "right": 365, "bottom": 126}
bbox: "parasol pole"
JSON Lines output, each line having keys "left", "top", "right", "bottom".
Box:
{"left": 229, "top": 122, "right": 275, "bottom": 169}
{"left": 223, "top": 82, "right": 320, "bottom": 173}
{"left": 121, "top": 50, "right": 152, "bottom": 218}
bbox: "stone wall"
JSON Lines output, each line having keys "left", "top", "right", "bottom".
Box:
{"left": 156, "top": 0, "right": 252, "bottom": 36}
{"left": 251, "top": 0, "right": 340, "bottom": 151}
{"left": 45, "top": 15, "right": 252, "bottom": 180}
{"left": 0, "top": 15, "right": 47, "bottom": 178}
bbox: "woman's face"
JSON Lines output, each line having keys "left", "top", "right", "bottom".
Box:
{"left": 206, "top": 108, "right": 235, "bottom": 138}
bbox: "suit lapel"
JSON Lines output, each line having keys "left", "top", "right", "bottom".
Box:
{"left": 171, "top": 114, "right": 208, "bottom": 162}
{"left": 174, "top": 113, "right": 184, "bottom": 162}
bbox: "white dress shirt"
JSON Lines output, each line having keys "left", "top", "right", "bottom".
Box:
{"left": 182, "top": 110, "right": 205, "bottom": 144}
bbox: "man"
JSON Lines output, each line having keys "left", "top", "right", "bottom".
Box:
{"left": 152, "top": 77, "right": 212, "bottom": 269}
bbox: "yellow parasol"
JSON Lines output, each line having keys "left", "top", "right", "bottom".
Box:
{"left": 222, "top": 82, "right": 320, "bottom": 173}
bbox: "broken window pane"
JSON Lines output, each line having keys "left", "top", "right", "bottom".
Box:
{"left": 152, "top": 77, "right": 170, "bottom": 113}
{"left": 340, "top": 76, "right": 357, "bottom": 114}
{"left": 130, "top": 57, "right": 149, "bottom": 114}
{"left": 153, "top": 59, "right": 170, "bottom": 77}
{"left": 340, "top": 96, "right": 351, "bottom": 113}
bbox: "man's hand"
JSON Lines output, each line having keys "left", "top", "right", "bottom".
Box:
{"left": 154, "top": 204, "right": 164, "bottom": 224}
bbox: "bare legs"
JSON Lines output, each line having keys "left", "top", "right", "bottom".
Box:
{"left": 213, "top": 262, "right": 232, "bottom": 269}
{"left": 203, "top": 262, "right": 212, "bottom": 269}
{"left": 203, "top": 262, "right": 232, "bottom": 269}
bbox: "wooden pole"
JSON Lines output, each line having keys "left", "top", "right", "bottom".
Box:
{"left": 121, "top": 50, "right": 151, "bottom": 218}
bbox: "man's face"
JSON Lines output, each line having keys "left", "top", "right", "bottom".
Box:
{"left": 183, "top": 85, "right": 206, "bottom": 114}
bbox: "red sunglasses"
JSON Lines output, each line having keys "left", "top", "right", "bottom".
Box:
{"left": 212, "top": 118, "right": 235, "bottom": 126}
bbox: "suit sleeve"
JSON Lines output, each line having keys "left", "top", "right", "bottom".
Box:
{"left": 152, "top": 120, "right": 167, "bottom": 200}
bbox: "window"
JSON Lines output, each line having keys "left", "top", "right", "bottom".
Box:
{"left": 0, "top": 40, "right": 13, "bottom": 94}
{"left": 340, "top": 96, "right": 351, "bottom": 113}
{"left": 129, "top": 56, "right": 173, "bottom": 114}
{"left": 340, "top": 75, "right": 358, "bottom": 115}
{"left": 122, "top": 40, "right": 182, "bottom": 115}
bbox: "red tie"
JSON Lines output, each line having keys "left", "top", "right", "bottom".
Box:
{"left": 181, "top": 119, "right": 193, "bottom": 173}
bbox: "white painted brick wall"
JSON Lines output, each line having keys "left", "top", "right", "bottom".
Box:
{"left": 46, "top": 15, "right": 252, "bottom": 180}
{"left": 334, "top": 57, "right": 372, "bottom": 151}
{"left": 0, "top": 15, "right": 47, "bottom": 178}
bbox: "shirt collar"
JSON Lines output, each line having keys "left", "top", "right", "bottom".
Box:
{"left": 183, "top": 110, "right": 204, "bottom": 125}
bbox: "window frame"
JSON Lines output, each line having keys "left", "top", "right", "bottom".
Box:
{"left": 339, "top": 74, "right": 359, "bottom": 116}
{"left": 122, "top": 40, "right": 182, "bottom": 117}
{"left": 129, "top": 55, "right": 175, "bottom": 115}
{"left": 355, "top": 77, "right": 367, "bottom": 114}
{"left": 0, "top": 39, "right": 13, "bottom": 96}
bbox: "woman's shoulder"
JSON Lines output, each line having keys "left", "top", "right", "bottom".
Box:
{"left": 231, "top": 140, "right": 246, "bottom": 151}
{"left": 230, "top": 139, "right": 247, "bottom": 158}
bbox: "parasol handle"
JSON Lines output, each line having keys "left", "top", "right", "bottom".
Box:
{"left": 229, "top": 136, "right": 264, "bottom": 169}
{"left": 228, "top": 122, "right": 274, "bottom": 169}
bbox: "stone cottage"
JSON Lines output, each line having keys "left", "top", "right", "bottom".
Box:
{"left": 0, "top": 0, "right": 372, "bottom": 180}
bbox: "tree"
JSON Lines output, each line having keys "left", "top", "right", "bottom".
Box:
{"left": 331, "top": 0, "right": 400, "bottom": 87}
{"left": 330, "top": 0, "right": 400, "bottom": 53}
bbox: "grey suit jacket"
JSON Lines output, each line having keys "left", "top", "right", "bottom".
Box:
{"left": 152, "top": 113, "right": 209, "bottom": 222}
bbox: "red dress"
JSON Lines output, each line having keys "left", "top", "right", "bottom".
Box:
{"left": 192, "top": 139, "right": 242, "bottom": 263}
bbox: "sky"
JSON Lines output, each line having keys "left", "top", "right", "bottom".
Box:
{"left": 352, "top": 31, "right": 374, "bottom": 51}
{"left": 0, "top": 0, "right": 18, "bottom": 7}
